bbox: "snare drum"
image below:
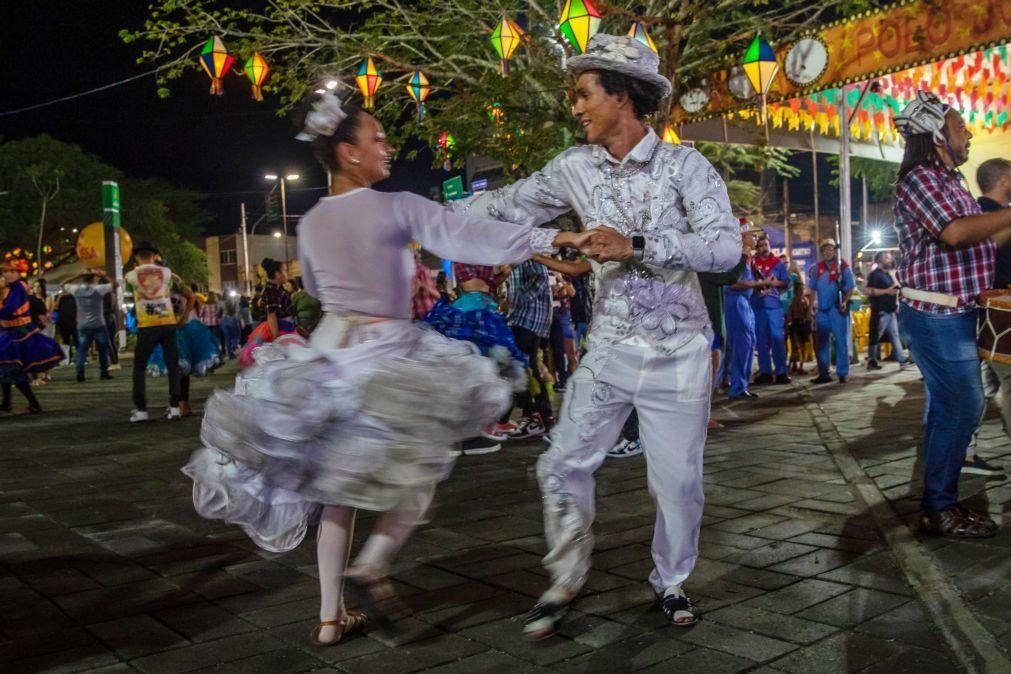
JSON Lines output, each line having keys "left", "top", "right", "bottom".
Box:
{"left": 977, "top": 290, "right": 1011, "bottom": 363}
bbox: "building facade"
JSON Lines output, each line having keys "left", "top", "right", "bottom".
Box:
{"left": 203, "top": 233, "right": 298, "bottom": 294}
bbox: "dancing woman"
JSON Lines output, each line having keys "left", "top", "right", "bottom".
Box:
{"left": 0, "top": 260, "right": 62, "bottom": 413}
{"left": 183, "top": 91, "right": 587, "bottom": 646}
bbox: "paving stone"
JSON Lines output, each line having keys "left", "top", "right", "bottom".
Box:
{"left": 767, "top": 549, "right": 862, "bottom": 577}
{"left": 852, "top": 603, "right": 947, "bottom": 651}
{"left": 189, "top": 647, "right": 325, "bottom": 673}
{"left": 706, "top": 604, "right": 839, "bottom": 644}
{"left": 557, "top": 632, "right": 696, "bottom": 671}
{"left": 154, "top": 600, "right": 257, "bottom": 642}
{"left": 743, "top": 579, "right": 853, "bottom": 614}
{"left": 769, "top": 631, "right": 907, "bottom": 673}
{"left": 640, "top": 646, "right": 754, "bottom": 673}
{"left": 87, "top": 614, "right": 189, "bottom": 658}
{"left": 460, "top": 617, "right": 592, "bottom": 665}
{"left": 129, "top": 630, "right": 284, "bottom": 673}
{"left": 426, "top": 649, "right": 542, "bottom": 672}
{"left": 795, "top": 589, "right": 910, "bottom": 628}
{"left": 723, "top": 542, "right": 819, "bottom": 569}
{"left": 677, "top": 620, "right": 799, "bottom": 662}
{"left": 342, "top": 634, "right": 488, "bottom": 672}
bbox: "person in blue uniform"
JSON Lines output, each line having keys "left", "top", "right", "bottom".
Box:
{"left": 750, "top": 233, "right": 792, "bottom": 385}
{"left": 808, "top": 239, "right": 856, "bottom": 384}
{"left": 724, "top": 223, "right": 770, "bottom": 400}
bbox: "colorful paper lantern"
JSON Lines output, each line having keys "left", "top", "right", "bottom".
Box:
{"left": 243, "top": 53, "right": 270, "bottom": 101}
{"left": 199, "top": 36, "right": 236, "bottom": 96}
{"left": 491, "top": 15, "right": 524, "bottom": 76}
{"left": 406, "top": 70, "right": 430, "bottom": 123}
{"left": 742, "top": 34, "right": 779, "bottom": 96}
{"left": 436, "top": 131, "right": 456, "bottom": 171}
{"left": 356, "top": 57, "right": 383, "bottom": 110}
{"left": 558, "top": 0, "right": 601, "bottom": 54}
{"left": 662, "top": 125, "right": 680, "bottom": 144}
{"left": 628, "top": 22, "right": 657, "bottom": 54}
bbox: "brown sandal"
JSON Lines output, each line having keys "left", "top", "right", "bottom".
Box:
{"left": 309, "top": 611, "right": 368, "bottom": 646}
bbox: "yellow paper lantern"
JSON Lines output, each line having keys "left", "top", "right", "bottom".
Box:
{"left": 75, "top": 222, "right": 133, "bottom": 265}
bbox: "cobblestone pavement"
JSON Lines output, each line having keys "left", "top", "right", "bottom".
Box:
{"left": 1, "top": 359, "right": 1008, "bottom": 672}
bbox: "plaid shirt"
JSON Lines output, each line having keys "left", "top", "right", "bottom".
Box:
{"left": 895, "top": 163, "right": 993, "bottom": 315}
{"left": 453, "top": 263, "right": 498, "bottom": 295}
{"left": 506, "top": 260, "right": 552, "bottom": 337}
{"left": 198, "top": 302, "right": 220, "bottom": 327}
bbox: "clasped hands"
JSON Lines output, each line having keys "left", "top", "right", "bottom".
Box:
{"left": 552, "top": 226, "right": 633, "bottom": 263}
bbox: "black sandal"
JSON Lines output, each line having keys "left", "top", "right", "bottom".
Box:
{"left": 344, "top": 575, "right": 412, "bottom": 629}
{"left": 657, "top": 588, "right": 699, "bottom": 627}
{"left": 954, "top": 503, "right": 998, "bottom": 533}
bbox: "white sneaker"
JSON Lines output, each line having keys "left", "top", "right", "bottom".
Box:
{"left": 480, "top": 425, "right": 509, "bottom": 442}
{"left": 130, "top": 410, "right": 150, "bottom": 423}
{"left": 166, "top": 407, "right": 182, "bottom": 420}
{"left": 607, "top": 437, "right": 643, "bottom": 459}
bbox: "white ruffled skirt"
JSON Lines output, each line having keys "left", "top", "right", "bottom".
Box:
{"left": 182, "top": 313, "right": 512, "bottom": 552}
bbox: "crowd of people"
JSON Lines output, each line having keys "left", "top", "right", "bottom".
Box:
{"left": 1, "top": 31, "right": 1006, "bottom": 652}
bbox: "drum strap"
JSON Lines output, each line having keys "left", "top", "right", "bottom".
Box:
{"left": 901, "top": 287, "right": 959, "bottom": 308}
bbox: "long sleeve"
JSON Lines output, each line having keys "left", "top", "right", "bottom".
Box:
{"left": 640, "top": 150, "right": 742, "bottom": 274}
{"left": 394, "top": 192, "right": 558, "bottom": 265}
{"left": 297, "top": 233, "right": 319, "bottom": 299}
{"left": 0, "top": 280, "right": 28, "bottom": 320}
{"left": 698, "top": 256, "right": 747, "bottom": 286}
{"left": 450, "top": 150, "right": 576, "bottom": 227}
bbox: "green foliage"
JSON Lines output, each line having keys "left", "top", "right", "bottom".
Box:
{"left": 696, "top": 141, "right": 799, "bottom": 215}
{"left": 827, "top": 155, "right": 898, "bottom": 202}
{"left": 123, "top": 0, "right": 882, "bottom": 177}
{"left": 0, "top": 136, "right": 210, "bottom": 283}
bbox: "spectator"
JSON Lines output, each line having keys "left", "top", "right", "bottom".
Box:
{"left": 865, "top": 251, "right": 909, "bottom": 371}
{"left": 502, "top": 259, "right": 554, "bottom": 437}
{"left": 198, "top": 291, "right": 224, "bottom": 354}
{"left": 219, "top": 295, "right": 241, "bottom": 358}
{"left": 809, "top": 239, "right": 855, "bottom": 384}
{"left": 55, "top": 285, "right": 78, "bottom": 365}
{"left": 892, "top": 90, "right": 1002, "bottom": 537}
{"left": 291, "top": 276, "right": 323, "bottom": 335}
{"left": 750, "top": 233, "right": 791, "bottom": 385}
{"left": 63, "top": 269, "right": 115, "bottom": 383}
{"left": 411, "top": 248, "right": 440, "bottom": 319}
{"left": 787, "top": 282, "right": 813, "bottom": 375}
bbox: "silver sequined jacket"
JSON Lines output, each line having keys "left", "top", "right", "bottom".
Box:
{"left": 454, "top": 128, "right": 742, "bottom": 356}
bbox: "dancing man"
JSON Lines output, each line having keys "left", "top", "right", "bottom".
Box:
{"left": 455, "top": 34, "right": 741, "bottom": 636}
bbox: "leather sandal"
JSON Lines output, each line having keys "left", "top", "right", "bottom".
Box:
{"left": 309, "top": 611, "right": 368, "bottom": 646}
{"left": 954, "top": 503, "right": 998, "bottom": 533}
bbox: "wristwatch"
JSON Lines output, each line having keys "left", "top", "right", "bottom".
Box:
{"left": 632, "top": 235, "right": 645, "bottom": 262}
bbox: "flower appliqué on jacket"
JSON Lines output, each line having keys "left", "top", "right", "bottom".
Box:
{"left": 626, "top": 277, "right": 696, "bottom": 337}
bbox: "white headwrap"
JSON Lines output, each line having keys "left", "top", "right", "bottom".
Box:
{"left": 894, "top": 91, "right": 952, "bottom": 144}
{"left": 296, "top": 91, "right": 348, "bottom": 141}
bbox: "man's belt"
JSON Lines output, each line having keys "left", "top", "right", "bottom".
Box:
{"left": 901, "top": 287, "right": 960, "bottom": 308}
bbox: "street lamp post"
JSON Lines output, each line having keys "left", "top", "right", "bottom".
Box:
{"left": 264, "top": 173, "right": 300, "bottom": 264}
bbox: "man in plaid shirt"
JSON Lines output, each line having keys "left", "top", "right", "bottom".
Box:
{"left": 502, "top": 259, "right": 554, "bottom": 437}
{"left": 894, "top": 91, "right": 1011, "bottom": 538}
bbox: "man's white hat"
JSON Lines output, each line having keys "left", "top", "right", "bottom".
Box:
{"left": 566, "top": 34, "right": 672, "bottom": 99}
{"left": 894, "top": 90, "right": 952, "bottom": 144}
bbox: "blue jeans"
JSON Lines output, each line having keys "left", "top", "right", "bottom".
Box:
{"left": 220, "top": 316, "right": 241, "bottom": 355}
{"left": 725, "top": 298, "right": 755, "bottom": 397}
{"left": 899, "top": 306, "right": 984, "bottom": 513}
{"left": 869, "top": 311, "right": 907, "bottom": 364}
{"left": 76, "top": 325, "right": 111, "bottom": 375}
{"left": 815, "top": 310, "right": 850, "bottom": 377}
{"left": 754, "top": 304, "right": 788, "bottom": 376}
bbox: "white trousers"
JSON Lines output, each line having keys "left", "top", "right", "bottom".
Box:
{"left": 536, "top": 335, "right": 711, "bottom": 596}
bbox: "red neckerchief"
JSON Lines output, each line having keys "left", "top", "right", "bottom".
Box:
{"left": 816, "top": 259, "right": 848, "bottom": 283}
{"left": 752, "top": 253, "right": 780, "bottom": 279}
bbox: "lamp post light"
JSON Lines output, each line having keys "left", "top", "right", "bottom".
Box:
{"left": 264, "top": 173, "right": 300, "bottom": 263}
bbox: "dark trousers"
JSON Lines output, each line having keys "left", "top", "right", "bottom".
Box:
{"left": 133, "top": 325, "right": 181, "bottom": 410}
{"left": 105, "top": 313, "right": 119, "bottom": 364}
{"left": 504, "top": 325, "right": 553, "bottom": 422}
{"left": 548, "top": 314, "right": 568, "bottom": 388}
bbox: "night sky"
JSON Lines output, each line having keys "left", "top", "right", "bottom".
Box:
{"left": 1, "top": 1, "right": 448, "bottom": 236}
